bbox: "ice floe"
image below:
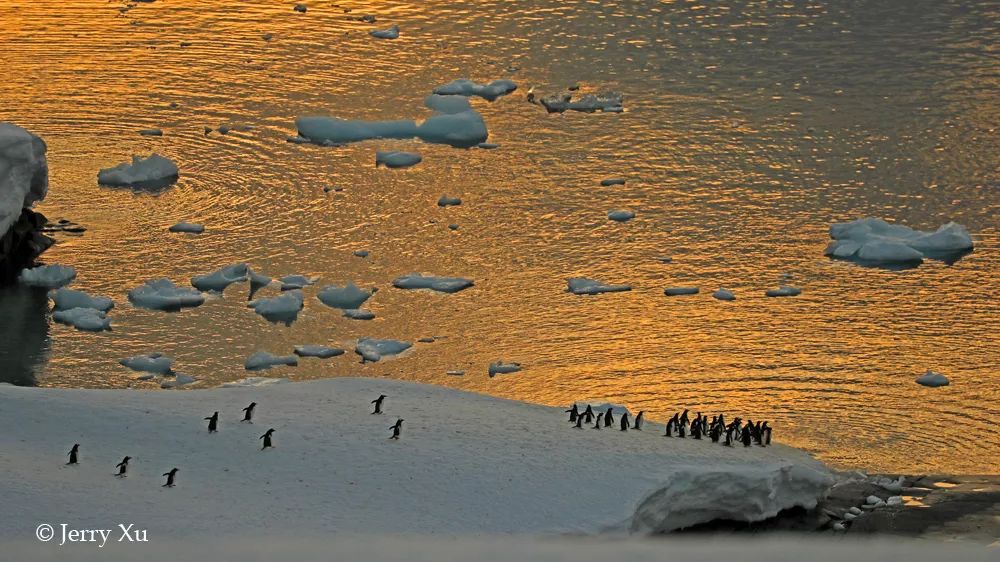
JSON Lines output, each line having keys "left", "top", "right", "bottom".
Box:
{"left": 824, "top": 218, "right": 974, "bottom": 267}
{"left": 712, "top": 288, "right": 736, "bottom": 301}
{"left": 192, "top": 263, "right": 249, "bottom": 292}
{"left": 343, "top": 308, "right": 375, "bottom": 320}
{"left": 916, "top": 369, "right": 949, "bottom": 387}
{"left": 52, "top": 307, "right": 111, "bottom": 332}
{"left": 608, "top": 210, "right": 635, "bottom": 222}
{"left": 664, "top": 287, "right": 699, "bottom": 296}
{"left": 119, "top": 353, "right": 174, "bottom": 375}
{"left": 49, "top": 287, "right": 114, "bottom": 312}
{"left": 477, "top": 142, "right": 498, "bottom": 149}
{"left": 369, "top": 25, "right": 399, "bottom": 39}
{"left": 169, "top": 222, "right": 204, "bottom": 234}
{"left": 248, "top": 268, "right": 272, "bottom": 299}
{"left": 97, "top": 153, "right": 178, "bottom": 188}
{"left": 160, "top": 373, "right": 196, "bottom": 389}
{"left": 566, "top": 277, "right": 631, "bottom": 295}
{"left": 432, "top": 79, "right": 517, "bottom": 101}
{"left": 353, "top": 250, "right": 369, "bottom": 258}
{"left": 540, "top": 92, "right": 623, "bottom": 113}
{"left": 138, "top": 128, "right": 163, "bottom": 136}
{"left": 392, "top": 273, "right": 474, "bottom": 293}
{"left": 245, "top": 352, "right": 299, "bottom": 371}
{"left": 489, "top": 361, "right": 522, "bottom": 377}
{"left": 316, "top": 282, "right": 374, "bottom": 309}
{"left": 355, "top": 338, "right": 411, "bottom": 362}
{"left": 765, "top": 286, "right": 801, "bottom": 297}
{"left": 18, "top": 264, "right": 76, "bottom": 288}
{"left": 128, "top": 278, "right": 205, "bottom": 311}
{"left": 248, "top": 290, "right": 304, "bottom": 325}
{"left": 293, "top": 4, "right": 306, "bottom": 13}
{"left": 279, "top": 274, "right": 317, "bottom": 291}
{"left": 437, "top": 196, "right": 462, "bottom": 206}
{"left": 293, "top": 345, "right": 344, "bottom": 359}
{"left": 600, "top": 178, "right": 626, "bottom": 186}
{"left": 376, "top": 151, "right": 422, "bottom": 169}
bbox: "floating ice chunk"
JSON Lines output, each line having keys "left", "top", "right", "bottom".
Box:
{"left": 712, "top": 288, "right": 736, "bottom": 301}
{"left": 0, "top": 123, "right": 49, "bottom": 239}
{"left": 448, "top": 224, "right": 459, "bottom": 230}
{"left": 392, "top": 273, "right": 474, "bottom": 293}
{"left": 540, "top": 92, "right": 623, "bottom": 113}
{"left": 437, "top": 196, "right": 462, "bottom": 206}
{"left": 49, "top": 287, "right": 114, "bottom": 312}
{"left": 477, "top": 142, "right": 498, "bottom": 149}
{"left": 293, "top": 345, "right": 345, "bottom": 359}
{"left": 248, "top": 290, "right": 303, "bottom": 325}
{"left": 656, "top": 256, "right": 673, "bottom": 263}
{"left": 600, "top": 178, "right": 626, "bottom": 186}
{"left": 664, "top": 287, "right": 699, "bottom": 296}
{"left": 160, "top": 373, "right": 195, "bottom": 389}
{"left": 832, "top": 522, "right": 847, "bottom": 532}
{"left": 138, "top": 128, "right": 163, "bottom": 136}
{"left": 446, "top": 370, "right": 465, "bottom": 376}
{"left": 220, "top": 376, "right": 288, "bottom": 387}
{"left": 355, "top": 338, "right": 411, "bottom": 362}
{"left": 128, "top": 278, "right": 205, "bottom": 311}
{"left": 424, "top": 94, "right": 474, "bottom": 115}
{"left": 825, "top": 217, "right": 973, "bottom": 266}
{"left": 765, "top": 286, "right": 801, "bottom": 297}
{"left": 279, "top": 274, "right": 316, "bottom": 291}
{"left": 247, "top": 268, "right": 272, "bottom": 299}
{"left": 192, "top": 263, "right": 249, "bottom": 292}
{"left": 343, "top": 308, "right": 375, "bottom": 320}
{"left": 608, "top": 210, "right": 635, "bottom": 222}
{"left": 432, "top": 79, "right": 517, "bottom": 101}
{"left": 97, "top": 153, "right": 178, "bottom": 188}
{"left": 245, "top": 351, "right": 298, "bottom": 371}
{"left": 566, "top": 278, "right": 631, "bottom": 295}
{"left": 916, "top": 369, "right": 949, "bottom": 387}
{"left": 120, "top": 353, "right": 174, "bottom": 375}
{"left": 19, "top": 264, "right": 76, "bottom": 288}
{"left": 52, "top": 307, "right": 111, "bottom": 331}
{"left": 416, "top": 110, "right": 488, "bottom": 147}
{"left": 296, "top": 117, "right": 419, "bottom": 145}
{"left": 489, "top": 361, "right": 522, "bottom": 377}
{"left": 286, "top": 135, "right": 310, "bottom": 144}
{"left": 169, "top": 222, "right": 204, "bottom": 234}
{"left": 293, "top": 3, "right": 306, "bottom": 13}
{"left": 353, "top": 250, "right": 369, "bottom": 258}
{"left": 369, "top": 25, "right": 399, "bottom": 39}
{"left": 376, "top": 151, "right": 422, "bottom": 169}
{"left": 886, "top": 496, "right": 903, "bottom": 506}
{"left": 317, "top": 282, "right": 373, "bottom": 309}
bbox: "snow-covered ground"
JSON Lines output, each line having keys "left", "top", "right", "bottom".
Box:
{"left": 0, "top": 378, "right": 832, "bottom": 540}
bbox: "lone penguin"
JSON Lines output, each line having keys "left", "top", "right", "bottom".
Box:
{"left": 620, "top": 412, "right": 630, "bottom": 432}
{"left": 582, "top": 405, "right": 594, "bottom": 424}
{"left": 593, "top": 412, "right": 604, "bottom": 429}
{"left": 241, "top": 402, "right": 256, "bottom": 423}
{"left": 604, "top": 407, "right": 614, "bottom": 427}
{"left": 633, "top": 411, "right": 644, "bottom": 430}
{"left": 389, "top": 418, "right": 404, "bottom": 440}
{"left": 260, "top": 428, "right": 275, "bottom": 450}
{"left": 741, "top": 425, "right": 752, "bottom": 448}
{"left": 162, "top": 468, "right": 178, "bottom": 487}
{"left": 114, "top": 456, "right": 131, "bottom": 477}
{"left": 205, "top": 411, "right": 219, "bottom": 433}
{"left": 67, "top": 444, "right": 79, "bottom": 465}
{"left": 566, "top": 404, "right": 579, "bottom": 423}
{"left": 371, "top": 394, "right": 386, "bottom": 415}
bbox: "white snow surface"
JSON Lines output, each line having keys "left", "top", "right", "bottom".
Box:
{"left": 128, "top": 279, "right": 205, "bottom": 311}
{"left": 567, "top": 277, "right": 632, "bottom": 295}
{"left": 18, "top": 264, "right": 77, "bottom": 288}
{"left": 916, "top": 369, "right": 950, "bottom": 387}
{"left": 97, "top": 153, "right": 179, "bottom": 187}
{"left": 432, "top": 78, "right": 517, "bottom": 101}
{"left": 392, "top": 272, "right": 474, "bottom": 293}
{"left": 0, "top": 378, "right": 833, "bottom": 539}
{"left": 49, "top": 287, "right": 114, "bottom": 312}
{"left": 0, "top": 122, "right": 48, "bottom": 239}
{"left": 824, "top": 217, "right": 974, "bottom": 264}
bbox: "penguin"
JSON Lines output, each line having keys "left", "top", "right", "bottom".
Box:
{"left": 593, "top": 412, "right": 604, "bottom": 429}
{"left": 114, "top": 456, "right": 131, "bottom": 477}
{"left": 582, "top": 405, "right": 594, "bottom": 424}
{"left": 754, "top": 421, "right": 763, "bottom": 445}
{"left": 664, "top": 418, "right": 674, "bottom": 437}
{"left": 725, "top": 425, "right": 735, "bottom": 446}
{"left": 67, "top": 444, "right": 79, "bottom": 465}
{"left": 205, "top": 411, "right": 219, "bottom": 433}
{"left": 741, "top": 426, "right": 752, "bottom": 447}
{"left": 710, "top": 423, "right": 721, "bottom": 443}
{"left": 716, "top": 414, "right": 726, "bottom": 432}
{"left": 619, "top": 412, "right": 629, "bottom": 432}
{"left": 692, "top": 420, "right": 702, "bottom": 440}
{"left": 241, "top": 402, "right": 257, "bottom": 423}
{"left": 566, "top": 403, "right": 579, "bottom": 423}
{"left": 162, "top": 468, "right": 178, "bottom": 487}
{"left": 633, "top": 411, "right": 644, "bottom": 430}
{"left": 679, "top": 409, "right": 689, "bottom": 428}
{"left": 678, "top": 423, "right": 685, "bottom": 438}
{"left": 573, "top": 415, "right": 584, "bottom": 429}
{"left": 389, "top": 418, "right": 403, "bottom": 440}
{"left": 260, "top": 428, "right": 275, "bottom": 450}
{"left": 763, "top": 423, "right": 772, "bottom": 445}
{"left": 604, "top": 407, "right": 614, "bottom": 427}
{"left": 371, "top": 394, "right": 386, "bottom": 415}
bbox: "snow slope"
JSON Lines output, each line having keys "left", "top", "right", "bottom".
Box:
{"left": 0, "top": 378, "right": 832, "bottom": 539}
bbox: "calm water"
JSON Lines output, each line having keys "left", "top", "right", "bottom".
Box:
{"left": 0, "top": 0, "right": 996, "bottom": 474}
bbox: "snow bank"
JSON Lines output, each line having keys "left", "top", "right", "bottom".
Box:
{"left": 191, "top": 263, "right": 248, "bottom": 292}
{"left": 540, "top": 92, "right": 624, "bottom": 113}
{"left": 248, "top": 290, "right": 304, "bottom": 325}
{"left": 119, "top": 353, "right": 174, "bottom": 375}
{"left": 169, "top": 222, "right": 204, "bottom": 234}
{"left": 916, "top": 369, "right": 949, "bottom": 387}
{"left": 567, "top": 277, "right": 631, "bottom": 295}
{"left": 433, "top": 79, "right": 517, "bottom": 101}
{"left": 825, "top": 218, "right": 974, "bottom": 266}
{"left": 245, "top": 352, "right": 298, "bottom": 371}
{"left": 52, "top": 307, "right": 111, "bottom": 331}
{"left": 97, "top": 154, "right": 178, "bottom": 188}
{"left": 369, "top": 25, "right": 399, "bottom": 39}
{"left": 49, "top": 287, "right": 114, "bottom": 312}
{"left": 18, "top": 264, "right": 76, "bottom": 288}
{"left": 128, "top": 279, "right": 205, "bottom": 311}
{"left": 0, "top": 123, "right": 48, "bottom": 240}
{"left": 376, "top": 151, "right": 422, "bottom": 169}
{"left": 355, "top": 338, "right": 411, "bottom": 362}
{"left": 392, "top": 273, "right": 474, "bottom": 293}
{"left": 316, "top": 282, "right": 373, "bottom": 309}
{"left": 293, "top": 345, "right": 344, "bottom": 359}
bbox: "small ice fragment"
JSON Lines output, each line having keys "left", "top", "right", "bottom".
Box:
{"left": 489, "top": 361, "right": 522, "bottom": 377}
{"left": 437, "top": 196, "right": 462, "bottom": 206}
{"left": 217, "top": 125, "right": 231, "bottom": 135}
{"left": 843, "top": 513, "right": 857, "bottom": 521}
{"left": 355, "top": 338, "right": 411, "bottom": 362}
{"left": 608, "top": 210, "right": 635, "bottom": 222}
{"left": 128, "top": 278, "right": 205, "bottom": 311}
{"left": 376, "top": 151, "right": 421, "bottom": 169}
{"left": 600, "top": 178, "right": 626, "bottom": 186}
{"left": 316, "top": 282, "right": 373, "bottom": 309}
{"left": 664, "top": 287, "right": 699, "bottom": 296}
{"left": 52, "top": 308, "right": 111, "bottom": 331}
{"left": 432, "top": 79, "right": 517, "bottom": 101}
{"left": 97, "top": 153, "right": 178, "bottom": 188}
{"left": 832, "top": 522, "right": 846, "bottom": 532}
{"left": 119, "top": 353, "right": 173, "bottom": 375}
{"left": 916, "top": 369, "right": 949, "bottom": 387}
{"left": 656, "top": 256, "right": 673, "bottom": 263}
{"left": 369, "top": 25, "right": 399, "bottom": 39}
{"left": 477, "top": 143, "right": 498, "bottom": 149}
{"left": 712, "top": 288, "right": 736, "bottom": 301}
{"left": 293, "top": 4, "right": 307, "bottom": 13}
{"left": 191, "top": 263, "right": 249, "bottom": 292}
{"left": 446, "top": 370, "right": 465, "bottom": 376}
{"left": 279, "top": 274, "right": 317, "bottom": 291}
{"left": 168, "top": 222, "right": 204, "bottom": 234}
{"left": 392, "top": 273, "right": 474, "bottom": 293}
{"left": 353, "top": 250, "right": 369, "bottom": 258}
{"left": 139, "top": 128, "right": 163, "bottom": 136}
{"left": 566, "top": 278, "right": 631, "bottom": 295}
{"left": 540, "top": 91, "right": 623, "bottom": 113}
{"left": 448, "top": 224, "right": 459, "bottom": 230}
{"left": 418, "top": 337, "right": 436, "bottom": 343}
{"left": 286, "top": 135, "right": 311, "bottom": 144}
{"left": 160, "top": 373, "right": 195, "bottom": 389}
{"left": 262, "top": 33, "right": 273, "bottom": 41}
{"left": 19, "top": 264, "right": 76, "bottom": 288}
{"left": 248, "top": 290, "right": 304, "bottom": 325}
{"left": 245, "top": 351, "right": 298, "bottom": 371}
{"left": 343, "top": 309, "right": 375, "bottom": 320}
{"left": 293, "top": 345, "right": 345, "bottom": 359}
{"left": 49, "top": 287, "right": 114, "bottom": 312}
{"left": 866, "top": 495, "right": 883, "bottom": 505}
{"left": 765, "top": 286, "right": 801, "bottom": 297}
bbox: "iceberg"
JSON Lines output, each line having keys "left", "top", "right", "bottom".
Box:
{"left": 97, "top": 153, "right": 178, "bottom": 188}
{"left": 664, "top": 287, "right": 699, "bottom": 296}
{"left": 825, "top": 218, "right": 973, "bottom": 267}
{"left": 376, "top": 151, "right": 422, "bottom": 169}
{"left": 18, "top": 264, "right": 76, "bottom": 288}
{"left": 52, "top": 307, "right": 111, "bottom": 332}
{"left": 369, "top": 25, "right": 399, "bottom": 39}
{"left": 489, "top": 361, "right": 522, "bottom": 377}
{"left": 540, "top": 92, "right": 623, "bottom": 113}
{"left": 119, "top": 353, "right": 174, "bottom": 375}
{"left": 392, "top": 273, "right": 474, "bottom": 293}
{"left": 248, "top": 290, "right": 303, "bottom": 325}
{"left": 566, "top": 278, "right": 631, "bottom": 295}
{"left": 293, "top": 345, "right": 345, "bottom": 359}
{"left": 608, "top": 210, "right": 635, "bottom": 222}
{"left": 0, "top": 123, "right": 48, "bottom": 240}
{"left": 191, "top": 263, "right": 249, "bottom": 292}
{"left": 432, "top": 79, "right": 517, "bottom": 101}
{"left": 916, "top": 369, "right": 949, "bottom": 387}
{"left": 128, "top": 279, "right": 205, "bottom": 311}
{"left": 316, "top": 282, "right": 374, "bottom": 309}
{"left": 169, "top": 222, "right": 204, "bottom": 234}
{"left": 355, "top": 338, "right": 412, "bottom": 362}
{"left": 245, "top": 352, "right": 299, "bottom": 371}
{"left": 49, "top": 287, "right": 114, "bottom": 312}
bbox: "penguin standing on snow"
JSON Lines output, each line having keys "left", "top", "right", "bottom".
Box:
{"left": 389, "top": 419, "right": 404, "bottom": 440}
{"left": 604, "top": 407, "right": 614, "bottom": 427}
{"left": 633, "top": 411, "right": 644, "bottom": 430}
{"left": 620, "top": 412, "right": 630, "bottom": 432}
{"left": 763, "top": 422, "right": 772, "bottom": 445}
{"left": 566, "top": 404, "right": 579, "bottom": 423}
{"left": 573, "top": 414, "right": 584, "bottom": 429}
{"left": 371, "top": 394, "right": 386, "bottom": 415}
{"left": 664, "top": 418, "right": 674, "bottom": 437}
{"left": 241, "top": 402, "right": 256, "bottom": 423}
{"left": 741, "top": 425, "right": 752, "bottom": 448}
{"left": 162, "top": 468, "right": 178, "bottom": 487}
{"left": 260, "top": 428, "right": 275, "bottom": 450}
{"left": 67, "top": 444, "right": 79, "bottom": 465}
{"left": 724, "top": 425, "right": 735, "bottom": 446}
{"left": 114, "top": 456, "right": 131, "bottom": 477}
{"left": 679, "top": 409, "right": 690, "bottom": 428}
{"left": 710, "top": 423, "right": 721, "bottom": 443}
{"left": 205, "top": 411, "right": 219, "bottom": 433}
{"left": 678, "top": 422, "right": 686, "bottom": 438}
{"left": 593, "top": 412, "right": 604, "bottom": 429}
{"left": 582, "top": 405, "right": 595, "bottom": 424}
{"left": 692, "top": 419, "right": 702, "bottom": 440}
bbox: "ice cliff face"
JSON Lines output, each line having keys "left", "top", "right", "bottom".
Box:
{"left": 0, "top": 123, "right": 52, "bottom": 275}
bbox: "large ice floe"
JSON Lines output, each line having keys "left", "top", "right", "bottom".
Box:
{"left": 432, "top": 79, "right": 517, "bottom": 101}
{"left": 248, "top": 290, "right": 304, "bottom": 326}
{"left": 97, "top": 153, "right": 179, "bottom": 188}
{"left": 119, "top": 353, "right": 174, "bottom": 375}
{"left": 245, "top": 351, "right": 299, "bottom": 371}
{"left": 824, "top": 217, "right": 974, "bottom": 268}
{"left": 52, "top": 308, "right": 111, "bottom": 332}
{"left": 0, "top": 377, "right": 833, "bottom": 537}
{"left": 539, "top": 91, "right": 624, "bottom": 113}
{"left": 128, "top": 279, "right": 205, "bottom": 311}
{"left": 567, "top": 277, "right": 631, "bottom": 295}
{"left": 392, "top": 273, "right": 474, "bottom": 293}
{"left": 18, "top": 264, "right": 76, "bottom": 288}
{"left": 49, "top": 287, "right": 114, "bottom": 312}
{"left": 355, "top": 338, "right": 412, "bottom": 362}
{"left": 295, "top": 94, "right": 488, "bottom": 148}
{"left": 191, "top": 263, "right": 248, "bottom": 292}
{"left": 0, "top": 123, "right": 48, "bottom": 241}
{"left": 316, "top": 282, "right": 374, "bottom": 309}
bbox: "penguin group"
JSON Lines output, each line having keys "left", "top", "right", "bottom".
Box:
{"left": 567, "top": 403, "right": 772, "bottom": 448}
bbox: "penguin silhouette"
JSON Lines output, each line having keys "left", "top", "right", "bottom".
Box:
{"left": 371, "top": 394, "right": 386, "bottom": 415}
{"left": 763, "top": 423, "right": 772, "bottom": 445}
{"left": 691, "top": 420, "right": 702, "bottom": 440}
{"left": 620, "top": 412, "right": 629, "bottom": 432}
{"left": 162, "top": 468, "right": 178, "bottom": 487}
{"left": 67, "top": 444, "right": 79, "bottom": 465}
{"left": 573, "top": 415, "right": 584, "bottom": 429}
{"left": 664, "top": 419, "right": 674, "bottom": 437}
{"left": 604, "top": 407, "right": 614, "bottom": 427}
{"left": 389, "top": 419, "right": 403, "bottom": 440}
{"left": 205, "top": 411, "right": 219, "bottom": 433}
{"left": 679, "top": 409, "right": 689, "bottom": 428}
{"left": 741, "top": 426, "right": 752, "bottom": 447}
{"left": 710, "top": 423, "right": 721, "bottom": 443}
{"left": 582, "top": 405, "right": 594, "bottom": 424}
{"left": 725, "top": 425, "right": 735, "bottom": 446}
{"left": 241, "top": 402, "right": 256, "bottom": 423}
{"left": 633, "top": 411, "right": 644, "bottom": 430}
{"left": 260, "top": 428, "right": 275, "bottom": 450}
{"left": 114, "top": 456, "right": 131, "bottom": 477}
{"left": 678, "top": 423, "right": 686, "bottom": 438}
{"left": 566, "top": 404, "right": 579, "bottom": 423}
{"left": 593, "top": 412, "right": 603, "bottom": 429}
{"left": 754, "top": 421, "right": 763, "bottom": 445}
